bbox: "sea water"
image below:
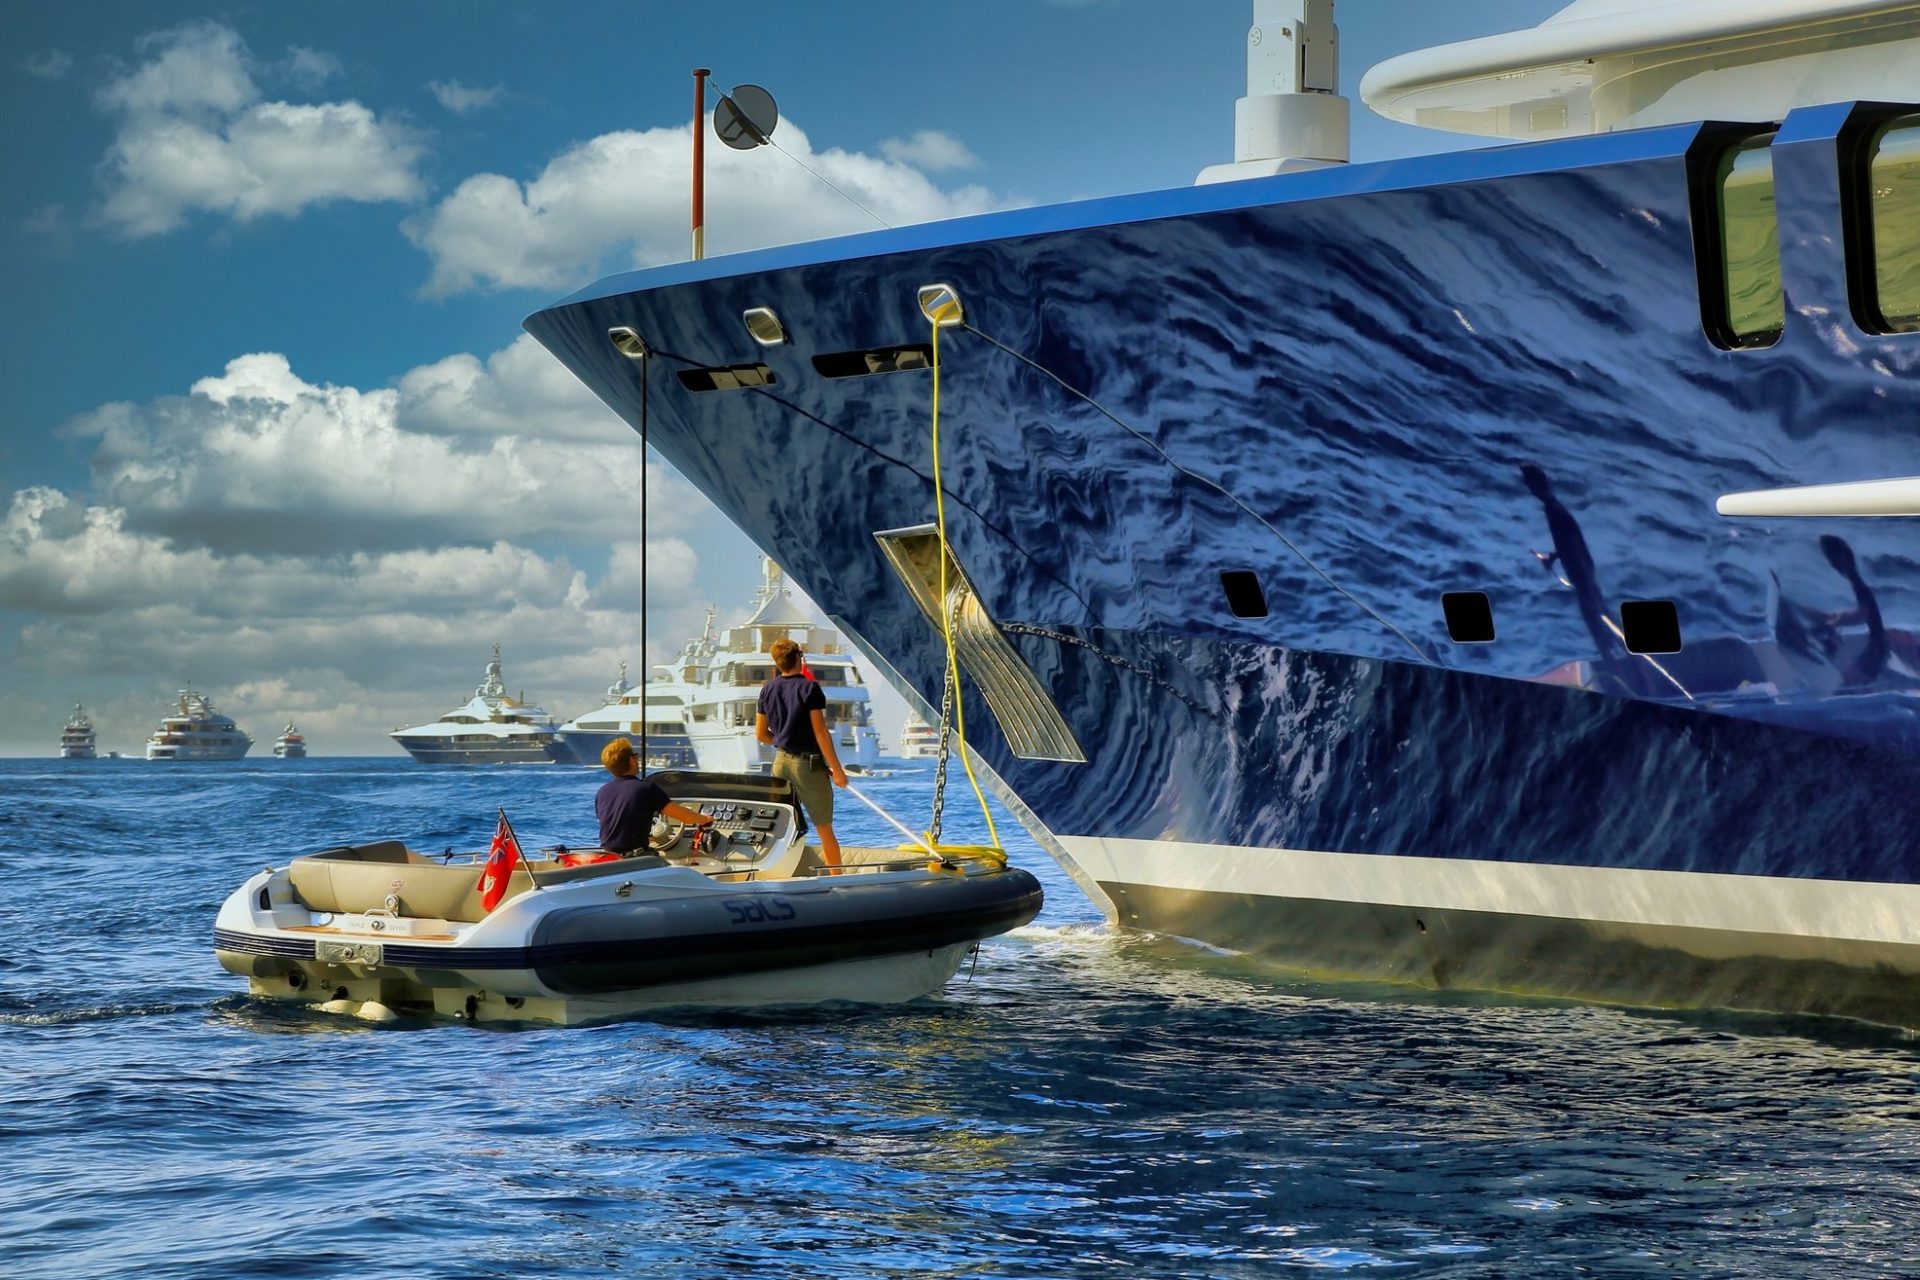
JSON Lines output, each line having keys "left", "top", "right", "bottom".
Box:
{"left": 3, "top": 758, "right": 1918, "bottom": 1278}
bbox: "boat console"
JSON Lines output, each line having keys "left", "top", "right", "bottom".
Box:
{"left": 643, "top": 769, "right": 802, "bottom": 869}
{"left": 659, "top": 799, "right": 792, "bottom": 856}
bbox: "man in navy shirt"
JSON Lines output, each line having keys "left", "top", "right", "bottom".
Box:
{"left": 596, "top": 737, "right": 712, "bottom": 854}
{"left": 756, "top": 638, "right": 848, "bottom": 866}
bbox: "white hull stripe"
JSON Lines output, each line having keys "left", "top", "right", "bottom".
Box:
{"left": 1057, "top": 836, "right": 1920, "bottom": 948}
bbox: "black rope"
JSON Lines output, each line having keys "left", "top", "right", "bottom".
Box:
{"left": 639, "top": 353, "right": 650, "bottom": 775}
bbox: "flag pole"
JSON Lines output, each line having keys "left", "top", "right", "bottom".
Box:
{"left": 691, "top": 68, "right": 709, "bottom": 260}
{"left": 501, "top": 806, "right": 545, "bottom": 892}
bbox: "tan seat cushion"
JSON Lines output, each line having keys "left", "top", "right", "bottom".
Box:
{"left": 289, "top": 849, "right": 524, "bottom": 923}
{"left": 286, "top": 845, "right": 666, "bottom": 923}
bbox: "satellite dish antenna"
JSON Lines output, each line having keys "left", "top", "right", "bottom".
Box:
{"left": 714, "top": 84, "right": 778, "bottom": 150}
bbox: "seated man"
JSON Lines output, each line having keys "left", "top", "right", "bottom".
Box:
{"left": 596, "top": 737, "right": 713, "bottom": 855}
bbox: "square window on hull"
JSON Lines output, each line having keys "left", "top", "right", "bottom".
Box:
{"left": 1441, "top": 591, "right": 1495, "bottom": 644}
{"left": 1620, "top": 599, "right": 1683, "bottom": 654}
{"left": 1221, "top": 571, "right": 1268, "bottom": 619}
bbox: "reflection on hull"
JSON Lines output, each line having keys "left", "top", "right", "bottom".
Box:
{"left": 1101, "top": 877, "right": 1920, "bottom": 1030}
{"left": 526, "top": 100, "right": 1920, "bottom": 1023}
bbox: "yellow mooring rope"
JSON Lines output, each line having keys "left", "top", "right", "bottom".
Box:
{"left": 915, "top": 303, "right": 1004, "bottom": 866}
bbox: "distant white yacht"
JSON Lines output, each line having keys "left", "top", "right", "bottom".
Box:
{"left": 59, "top": 704, "right": 97, "bottom": 759}
{"left": 683, "top": 560, "right": 883, "bottom": 775}
{"left": 273, "top": 724, "right": 308, "bottom": 759}
{"left": 146, "top": 690, "right": 253, "bottom": 761}
{"left": 548, "top": 621, "right": 712, "bottom": 768}
{"left": 894, "top": 711, "right": 939, "bottom": 760}
{"left": 391, "top": 645, "right": 559, "bottom": 765}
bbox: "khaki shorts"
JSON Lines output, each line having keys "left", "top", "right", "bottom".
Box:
{"left": 772, "top": 749, "right": 834, "bottom": 827}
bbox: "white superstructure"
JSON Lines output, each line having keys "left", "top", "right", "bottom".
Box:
{"left": 1197, "top": 0, "right": 1351, "bottom": 184}
{"left": 549, "top": 617, "right": 715, "bottom": 768}
{"left": 146, "top": 690, "right": 253, "bottom": 761}
{"left": 390, "top": 645, "right": 559, "bottom": 765}
{"left": 1359, "top": 0, "right": 1920, "bottom": 141}
{"left": 895, "top": 711, "right": 939, "bottom": 760}
{"left": 683, "top": 560, "right": 883, "bottom": 775}
{"left": 59, "top": 704, "right": 96, "bottom": 759}
{"left": 273, "top": 724, "right": 308, "bottom": 759}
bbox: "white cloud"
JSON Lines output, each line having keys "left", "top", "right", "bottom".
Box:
{"left": 97, "top": 23, "right": 254, "bottom": 118}
{"left": 429, "top": 79, "right": 503, "bottom": 114}
{"left": 0, "top": 487, "right": 576, "bottom": 620}
{"left": 0, "top": 482, "right": 716, "bottom": 754}
{"left": 20, "top": 49, "right": 74, "bottom": 80}
{"left": 407, "top": 116, "right": 1014, "bottom": 296}
{"left": 94, "top": 23, "right": 424, "bottom": 237}
{"left": 63, "top": 345, "right": 697, "bottom": 556}
{"left": 592, "top": 539, "right": 697, "bottom": 613}
{"left": 879, "top": 130, "right": 981, "bottom": 172}
{"left": 396, "top": 333, "right": 634, "bottom": 443}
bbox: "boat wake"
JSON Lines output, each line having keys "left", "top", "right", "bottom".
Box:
{"left": 0, "top": 998, "right": 201, "bottom": 1028}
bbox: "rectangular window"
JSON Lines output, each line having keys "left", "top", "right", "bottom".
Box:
{"left": 1713, "top": 135, "right": 1785, "bottom": 348}
{"left": 811, "top": 345, "right": 934, "bottom": 379}
{"left": 676, "top": 363, "right": 777, "bottom": 392}
{"left": 1864, "top": 113, "right": 1920, "bottom": 333}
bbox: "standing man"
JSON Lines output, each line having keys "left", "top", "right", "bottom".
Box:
{"left": 596, "top": 737, "right": 712, "bottom": 855}
{"left": 756, "top": 638, "right": 848, "bottom": 866}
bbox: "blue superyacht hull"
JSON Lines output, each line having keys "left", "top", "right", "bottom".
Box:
{"left": 527, "top": 102, "right": 1920, "bottom": 1022}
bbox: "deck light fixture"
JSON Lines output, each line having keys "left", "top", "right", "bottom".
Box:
{"left": 608, "top": 326, "right": 651, "bottom": 359}
{"left": 917, "top": 284, "right": 964, "bottom": 328}
{"left": 742, "top": 306, "right": 788, "bottom": 346}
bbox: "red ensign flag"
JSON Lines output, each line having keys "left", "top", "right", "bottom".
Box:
{"left": 476, "top": 811, "right": 523, "bottom": 913}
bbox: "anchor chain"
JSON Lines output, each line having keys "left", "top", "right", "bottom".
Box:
{"left": 999, "top": 622, "right": 1215, "bottom": 718}
{"left": 928, "top": 593, "right": 960, "bottom": 844}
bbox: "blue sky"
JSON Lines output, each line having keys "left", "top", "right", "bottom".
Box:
{"left": 0, "top": 0, "right": 1561, "bottom": 754}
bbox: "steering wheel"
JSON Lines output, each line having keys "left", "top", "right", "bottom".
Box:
{"left": 649, "top": 814, "right": 685, "bottom": 852}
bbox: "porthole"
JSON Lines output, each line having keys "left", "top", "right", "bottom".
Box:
{"left": 742, "top": 306, "right": 788, "bottom": 346}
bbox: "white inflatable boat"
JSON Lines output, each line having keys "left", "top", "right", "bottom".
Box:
{"left": 212, "top": 771, "right": 1043, "bottom": 1025}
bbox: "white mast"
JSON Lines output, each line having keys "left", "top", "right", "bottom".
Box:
{"left": 1197, "top": 0, "right": 1350, "bottom": 185}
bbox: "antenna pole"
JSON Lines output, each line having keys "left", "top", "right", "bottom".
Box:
{"left": 691, "top": 68, "right": 709, "bottom": 260}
